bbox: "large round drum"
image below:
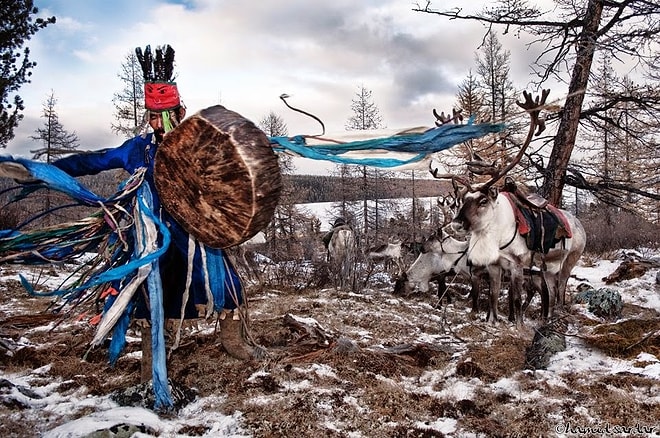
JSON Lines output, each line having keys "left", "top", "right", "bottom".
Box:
{"left": 154, "top": 105, "right": 282, "bottom": 248}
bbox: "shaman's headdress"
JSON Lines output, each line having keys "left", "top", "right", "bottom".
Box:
{"left": 135, "top": 44, "right": 180, "bottom": 112}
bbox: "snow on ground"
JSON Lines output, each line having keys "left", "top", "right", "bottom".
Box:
{"left": 1, "top": 249, "right": 659, "bottom": 437}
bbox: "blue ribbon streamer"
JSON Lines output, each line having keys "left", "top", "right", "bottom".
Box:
{"left": 0, "top": 156, "right": 106, "bottom": 205}
{"left": 269, "top": 121, "right": 506, "bottom": 167}
{"left": 137, "top": 185, "right": 173, "bottom": 411}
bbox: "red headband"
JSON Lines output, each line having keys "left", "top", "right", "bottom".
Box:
{"left": 144, "top": 82, "right": 181, "bottom": 111}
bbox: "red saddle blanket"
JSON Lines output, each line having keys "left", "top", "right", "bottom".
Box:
{"left": 502, "top": 192, "right": 572, "bottom": 252}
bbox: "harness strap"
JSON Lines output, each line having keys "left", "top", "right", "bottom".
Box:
{"left": 453, "top": 250, "right": 467, "bottom": 269}
{"left": 499, "top": 225, "right": 518, "bottom": 250}
{"left": 440, "top": 236, "right": 468, "bottom": 269}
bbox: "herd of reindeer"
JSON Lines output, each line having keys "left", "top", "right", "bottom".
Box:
{"left": 326, "top": 90, "right": 587, "bottom": 326}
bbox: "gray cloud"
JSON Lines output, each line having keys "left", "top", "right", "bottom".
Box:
{"left": 8, "top": 1, "right": 557, "bottom": 160}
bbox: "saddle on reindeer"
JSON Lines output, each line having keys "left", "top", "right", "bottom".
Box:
{"left": 500, "top": 177, "right": 573, "bottom": 254}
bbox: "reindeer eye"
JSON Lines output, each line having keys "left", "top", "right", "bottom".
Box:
{"left": 478, "top": 198, "right": 489, "bottom": 207}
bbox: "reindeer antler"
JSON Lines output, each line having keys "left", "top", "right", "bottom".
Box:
{"left": 427, "top": 90, "right": 549, "bottom": 195}
{"left": 437, "top": 194, "right": 458, "bottom": 226}
{"left": 433, "top": 108, "right": 463, "bottom": 126}
{"left": 428, "top": 160, "right": 473, "bottom": 191}
{"left": 518, "top": 89, "right": 549, "bottom": 136}
{"left": 479, "top": 89, "right": 550, "bottom": 191}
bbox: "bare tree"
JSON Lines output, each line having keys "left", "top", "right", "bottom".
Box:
{"left": 111, "top": 51, "right": 145, "bottom": 138}
{"left": 414, "top": 0, "right": 660, "bottom": 207}
{"left": 259, "top": 111, "right": 288, "bottom": 137}
{"left": 257, "top": 110, "right": 316, "bottom": 260}
{"left": 329, "top": 164, "right": 360, "bottom": 230}
{"left": 259, "top": 111, "right": 293, "bottom": 173}
{"left": 345, "top": 85, "right": 383, "bottom": 131}
{"left": 343, "top": 85, "right": 391, "bottom": 247}
{"left": 30, "top": 91, "right": 79, "bottom": 162}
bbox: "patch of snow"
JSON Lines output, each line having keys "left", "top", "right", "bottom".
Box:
{"left": 415, "top": 417, "right": 457, "bottom": 435}
{"left": 309, "top": 363, "right": 339, "bottom": 379}
{"left": 547, "top": 335, "right": 660, "bottom": 380}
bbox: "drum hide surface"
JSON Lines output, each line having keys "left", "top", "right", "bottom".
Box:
{"left": 155, "top": 105, "right": 282, "bottom": 248}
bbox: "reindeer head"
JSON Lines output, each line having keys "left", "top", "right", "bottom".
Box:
{"left": 430, "top": 90, "right": 550, "bottom": 232}
{"left": 453, "top": 185, "right": 499, "bottom": 233}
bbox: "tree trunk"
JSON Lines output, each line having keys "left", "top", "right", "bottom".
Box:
{"left": 540, "top": 0, "right": 603, "bottom": 206}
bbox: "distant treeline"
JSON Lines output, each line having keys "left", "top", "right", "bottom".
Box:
{"left": 284, "top": 174, "right": 450, "bottom": 204}
{"left": 0, "top": 170, "right": 451, "bottom": 230}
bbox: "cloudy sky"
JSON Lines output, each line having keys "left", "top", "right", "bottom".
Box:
{"left": 8, "top": 0, "right": 553, "bottom": 174}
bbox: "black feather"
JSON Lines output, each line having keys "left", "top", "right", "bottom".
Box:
{"left": 135, "top": 45, "right": 154, "bottom": 81}
{"left": 163, "top": 45, "right": 175, "bottom": 82}
{"left": 154, "top": 46, "right": 162, "bottom": 81}
{"left": 135, "top": 44, "right": 175, "bottom": 82}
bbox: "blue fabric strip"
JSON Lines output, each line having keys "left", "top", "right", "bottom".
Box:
{"left": 137, "top": 185, "right": 173, "bottom": 411}
{"left": 0, "top": 156, "right": 107, "bottom": 205}
{"left": 269, "top": 121, "right": 505, "bottom": 167}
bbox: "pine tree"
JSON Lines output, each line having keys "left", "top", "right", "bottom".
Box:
{"left": 345, "top": 85, "right": 383, "bottom": 131}
{"left": 29, "top": 91, "right": 79, "bottom": 162}
{"left": 28, "top": 90, "right": 78, "bottom": 226}
{"left": 440, "top": 70, "right": 489, "bottom": 177}
{"left": 576, "top": 54, "right": 660, "bottom": 220}
{"left": 455, "top": 70, "right": 487, "bottom": 123}
{"left": 474, "top": 29, "right": 520, "bottom": 168}
{"left": 111, "top": 51, "right": 145, "bottom": 138}
{"left": 342, "top": 85, "right": 392, "bottom": 248}
{"left": 0, "top": 1, "right": 55, "bottom": 146}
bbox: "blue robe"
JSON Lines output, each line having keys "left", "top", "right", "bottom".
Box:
{"left": 52, "top": 133, "right": 243, "bottom": 319}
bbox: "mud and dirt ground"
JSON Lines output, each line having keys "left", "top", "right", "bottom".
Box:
{"left": 0, "top": 262, "right": 659, "bottom": 437}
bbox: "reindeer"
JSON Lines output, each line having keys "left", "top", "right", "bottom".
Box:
{"left": 396, "top": 228, "right": 548, "bottom": 317}
{"left": 394, "top": 228, "right": 486, "bottom": 308}
{"left": 367, "top": 238, "right": 406, "bottom": 275}
{"left": 433, "top": 90, "right": 586, "bottom": 324}
{"left": 395, "top": 196, "right": 483, "bottom": 307}
{"left": 326, "top": 221, "right": 356, "bottom": 290}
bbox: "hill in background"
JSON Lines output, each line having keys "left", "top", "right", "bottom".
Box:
{"left": 284, "top": 174, "right": 451, "bottom": 204}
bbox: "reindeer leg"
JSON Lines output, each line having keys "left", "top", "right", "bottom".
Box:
{"left": 436, "top": 273, "right": 453, "bottom": 305}
{"left": 539, "top": 272, "right": 551, "bottom": 320}
{"left": 469, "top": 278, "right": 479, "bottom": 313}
{"left": 509, "top": 268, "right": 524, "bottom": 325}
{"left": 469, "top": 270, "right": 485, "bottom": 314}
{"left": 486, "top": 265, "right": 502, "bottom": 323}
{"left": 544, "top": 272, "right": 562, "bottom": 319}
{"left": 396, "top": 258, "right": 405, "bottom": 278}
{"left": 508, "top": 285, "right": 515, "bottom": 323}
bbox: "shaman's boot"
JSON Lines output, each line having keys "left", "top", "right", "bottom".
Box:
{"left": 219, "top": 308, "right": 266, "bottom": 360}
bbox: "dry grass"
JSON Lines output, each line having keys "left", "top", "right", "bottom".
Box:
{"left": 1, "top": 268, "right": 659, "bottom": 437}
{"left": 583, "top": 318, "right": 660, "bottom": 358}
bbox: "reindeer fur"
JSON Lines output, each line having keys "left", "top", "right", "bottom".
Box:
{"left": 367, "top": 240, "right": 407, "bottom": 275}
{"left": 454, "top": 188, "right": 586, "bottom": 323}
{"left": 327, "top": 225, "right": 356, "bottom": 290}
